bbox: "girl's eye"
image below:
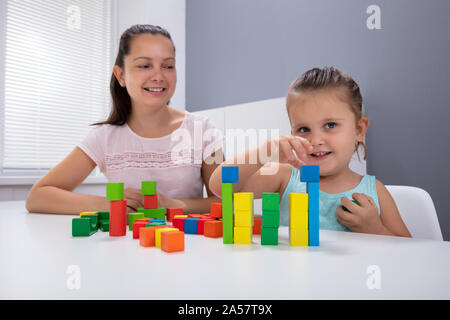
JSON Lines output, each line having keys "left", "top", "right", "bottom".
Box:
{"left": 298, "top": 127, "right": 310, "bottom": 133}
{"left": 164, "top": 65, "right": 175, "bottom": 70}
{"left": 325, "top": 122, "right": 337, "bottom": 129}
{"left": 138, "top": 65, "right": 149, "bottom": 69}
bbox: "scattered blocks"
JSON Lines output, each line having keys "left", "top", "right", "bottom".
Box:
{"left": 72, "top": 218, "right": 97, "bottom": 237}
{"left": 128, "top": 212, "right": 145, "bottom": 230}
{"left": 133, "top": 221, "right": 149, "bottom": 239}
{"left": 155, "top": 227, "right": 179, "bottom": 248}
{"left": 184, "top": 218, "right": 199, "bottom": 234}
{"left": 161, "top": 231, "right": 185, "bottom": 253}
{"left": 222, "top": 166, "right": 239, "bottom": 183}
{"left": 204, "top": 220, "right": 223, "bottom": 238}
{"left": 172, "top": 216, "right": 188, "bottom": 231}
{"left": 139, "top": 227, "right": 156, "bottom": 247}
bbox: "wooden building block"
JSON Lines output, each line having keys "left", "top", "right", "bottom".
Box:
{"left": 167, "top": 208, "right": 183, "bottom": 222}
{"left": 144, "top": 195, "right": 158, "bottom": 209}
{"left": 128, "top": 212, "right": 145, "bottom": 230}
{"left": 290, "top": 228, "right": 308, "bottom": 246}
{"left": 155, "top": 228, "right": 179, "bottom": 248}
{"left": 261, "top": 227, "right": 278, "bottom": 245}
{"left": 139, "top": 227, "right": 157, "bottom": 247}
{"left": 222, "top": 183, "right": 233, "bottom": 244}
{"left": 234, "top": 226, "right": 252, "bottom": 244}
{"left": 253, "top": 216, "right": 262, "bottom": 234}
{"left": 106, "top": 183, "right": 124, "bottom": 201}
{"left": 109, "top": 200, "right": 127, "bottom": 236}
{"left": 204, "top": 220, "right": 223, "bottom": 238}
{"left": 262, "top": 209, "right": 280, "bottom": 228}
{"left": 210, "top": 203, "right": 222, "bottom": 219}
{"left": 262, "top": 193, "right": 280, "bottom": 211}
{"left": 141, "top": 181, "right": 157, "bottom": 195}
{"left": 72, "top": 218, "right": 96, "bottom": 237}
{"left": 138, "top": 207, "right": 166, "bottom": 220}
{"left": 234, "top": 192, "right": 253, "bottom": 212}
{"left": 161, "top": 231, "right": 185, "bottom": 253}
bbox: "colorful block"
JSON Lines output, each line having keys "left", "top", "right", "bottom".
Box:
{"left": 128, "top": 212, "right": 145, "bottom": 230}
{"left": 222, "top": 183, "right": 233, "bottom": 244}
{"left": 161, "top": 231, "right": 185, "bottom": 253}
{"left": 139, "top": 227, "right": 156, "bottom": 247}
{"left": 289, "top": 193, "right": 308, "bottom": 230}
{"left": 138, "top": 207, "right": 166, "bottom": 220}
{"left": 167, "top": 208, "right": 183, "bottom": 222}
{"left": 155, "top": 228, "right": 178, "bottom": 248}
{"left": 222, "top": 166, "right": 239, "bottom": 183}
{"left": 210, "top": 203, "right": 222, "bottom": 218}
{"left": 262, "top": 193, "right": 280, "bottom": 211}
{"left": 72, "top": 218, "right": 97, "bottom": 237}
{"left": 234, "top": 211, "right": 253, "bottom": 227}
{"left": 300, "top": 165, "right": 320, "bottom": 182}
{"left": 234, "top": 226, "right": 252, "bottom": 244}
{"left": 79, "top": 211, "right": 98, "bottom": 217}
{"left": 342, "top": 199, "right": 361, "bottom": 212}
{"left": 262, "top": 209, "right": 280, "bottom": 228}
{"left": 141, "top": 181, "right": 157, "bottom": 195}
{"left": 290, "top": 228, "right": 308, "bottom": 246}
{"left": 261, "top": 227, "right": 278, "bottom": 245}
{"left": 253, "top": 216, "right": 262, "bottom": 234}
{"left": 184, "top": 218, "right": 199, "bottom": 234}
{"left": 106, "top": 182, "right": 124, "bottom": 201}
{"left": 308, "top": 182, "right": 320, "bottom": 246}
{"left": 234, "top": 192, "right": 253, "bottom": 212}
{"left": 204, "top": 220, "right": 223, "bottom": 238}
{"left": 172, "top": 217, "right": 188, "bottom": 231}
{"left": 80, "top": 214, "right": 99, "bottom": 231}
{"left": 144, "top": 195, "right": 158, "bottom": 209}
{"left": 133, "top": 221, "right": 149, "bottom": 239}
{"left": 99, "top": 219, "right": 109, "bottom": 232}
{"left": 109, "top": 200, "right": 127, "bottom": 236}
{"left": 97, "top": 211, "right": 109, "bottom": 220}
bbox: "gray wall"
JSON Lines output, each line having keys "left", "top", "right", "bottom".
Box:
{"left": 186, "top": 0, "right": 450, "bottom": 240}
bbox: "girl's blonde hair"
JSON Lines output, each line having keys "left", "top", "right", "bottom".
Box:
{"left": 287, "top": 66, "right": 367, "bottom": 160}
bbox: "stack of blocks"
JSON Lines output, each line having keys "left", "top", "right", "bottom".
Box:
{"left": 234, "top": 192, "right": 253, "bottom": 244}
{"left": 138, "top": 181, "right": 166, "bottom": 220}
{"left": 107, "top": 182, "right": 127, "bottom": 236}
{"left": 72, "top": 211, "right": 109, "bottom": 237}
{"left": 261, "top": 193, "right": 280, "bottom": 245}
{"left": 221, "top": 166, "right": 239, "bottom": 244}
{"left": 289, "top": 165, "right": 320, "bottom": 246}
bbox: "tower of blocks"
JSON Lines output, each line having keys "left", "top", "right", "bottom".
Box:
{"left": 234, "top": 192, "right": 253, "bottom": 244}
{"left": 289, "top": 165, "right": 320, "bottom": 246}
{"left": 137, "top": 181, "right": 166, "bottom": 220}
{"left": 222, "top": 166, "right": 238, "bottom": 244}
{"left": 261, "top": 193, "right": 280, "bottom": 245}
{"left": 107, "top": 182, "right": 127, "bottom": 236}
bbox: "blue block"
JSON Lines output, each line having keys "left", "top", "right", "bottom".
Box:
{"left": 184, "top": 218, "right": 199, "bottom": 234}
{"left": 150, "top": 219, "right": 165, "bottom": 223}
{"left": 300, "top": 165, "right": 320, "bottom": 182}
{"left": 222, "top": 166, "right": 239, "bottom": 183}
{"left": 307, "top": 182, "right": 320, "bottom": 246}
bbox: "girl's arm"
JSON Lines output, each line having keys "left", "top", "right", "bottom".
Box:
{"left": 376, "top": 180, "right": 412, "bottom": 237}
{"left": 26, "top": 147, "right": 110, "bottom": 214}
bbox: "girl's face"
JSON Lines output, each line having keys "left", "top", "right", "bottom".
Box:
{"left": 114, "top": 33, "right": 177, "bottom": 110}
{"left": 288, "top": 88, "right": 369, "bottom": 177}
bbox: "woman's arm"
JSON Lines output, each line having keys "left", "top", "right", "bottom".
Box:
{"left": 26, "top": 147, "right": 109, "bottom": 214}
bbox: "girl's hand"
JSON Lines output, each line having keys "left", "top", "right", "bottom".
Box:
{"left": 156, "top": 192, "right": 184, "bottom": 210}
{"left": 336, "top": 193, "right": 384, "bottom": 234}
{"left": 124, "top": 188, "right": 144, "bottom": 213}
{"left": 261, "top": 135, "right": 313, "bottom": 167}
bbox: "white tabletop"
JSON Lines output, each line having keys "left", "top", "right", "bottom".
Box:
{"left": 1, "top": 200, "right": 449, "bottom": 300}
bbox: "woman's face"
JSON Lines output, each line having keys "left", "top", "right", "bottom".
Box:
{"left": 114, "top": 33, "right": 177, "bottom": 111}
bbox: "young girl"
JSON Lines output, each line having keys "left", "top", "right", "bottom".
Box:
{"left": 26, "top": 24, "right": 224, "bottom": 214}
{"left": 209, "top": 67, "right": 411, "bottom": 237}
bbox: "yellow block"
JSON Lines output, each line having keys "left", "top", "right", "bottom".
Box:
{"left": 290, "top": 228, "right": 308, "bottom": 246}
{"left": 80, "top": 211, "right": 98, "bottom": 217}
{"left": 234, "top": 192, "right": 254, "bottom": 212}
{"left": 234, "top": 226, "right": 252, "bottom": 244}
{"left": 234, "top": 210, "right": 254, "bottom": 227}
{"left": 155, "top": 228, "right": 179, "bottom": 248}
{"left": 174, "top": 215, "right": 188, "bottom": 218}
{"left": 289, "top": 193, "right": 308, "bottom": 229}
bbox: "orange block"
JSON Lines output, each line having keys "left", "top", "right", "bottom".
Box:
{"left": 204, "top": 220, "right": 223, "bottom": 238}
{"left": 161, "top": 231, "right": 185, "bottom": 253}
{"left": 139, "top": 227, "right": 157, "bottom": 247}
{"left": 253, "top": 216, "right": 262, "bottom": 234}
{"left": 210, "top": 203, "right": 222, "bottom": 219}
{"left": 188, "top": 214, "right": 205, "bottom": 219}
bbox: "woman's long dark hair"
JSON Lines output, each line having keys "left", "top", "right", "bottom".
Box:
{"left": 93, "top": 24, "right": 176, "bottom": 126}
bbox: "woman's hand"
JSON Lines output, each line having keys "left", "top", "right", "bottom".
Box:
{"left": 124, "top": 188, "right": 144, "bottom": 213}
{"left": 336, "top": 193, "right": 385, "bottom": 234}
{"left": 260, "top": 135, "right": 313, "bottom": 167}
{"left": 157, "top": 192, "right": 184, "bottom": 210}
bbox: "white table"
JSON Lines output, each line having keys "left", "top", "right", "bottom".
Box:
{"left": 1, "top": 200, "right": 449, "bottom": 300}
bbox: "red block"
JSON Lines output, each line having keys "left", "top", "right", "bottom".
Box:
{"left": 133, "top": 221, "right": 149, "bottom": 239}
{"left": 144, "top": 195, "right": 158, "bottom": 209}
{"left": 167, "top": 208, "right": 183, "bottom": 222}
{"left": 204, "top": 220, "right": 223, "bottom": 238}
{"left": 253, "top": 216, "right": 262, "bottom": 235}
{"left": 110, "top": 200, "right": 127, "bottom": 236}
{"left": 172, "top": 217, "right": 188, "bottom": 231}
{"left": 210, "top": 203, "right": 222, "bottom": 219}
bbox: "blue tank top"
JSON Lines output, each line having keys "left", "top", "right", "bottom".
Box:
{"left": 279, "top": 167, "right": 380, "bottom": 232}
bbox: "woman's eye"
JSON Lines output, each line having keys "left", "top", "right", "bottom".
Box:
{"left": 164, "top": 65, "right": 175, "bottom": 70}
{"left": 138, "top": 65, "right": 149, "bottom": 69}
{"left": 325, "top": 122, "right": 337, "bottom": 129}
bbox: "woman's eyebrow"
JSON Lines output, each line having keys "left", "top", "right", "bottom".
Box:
{"left": 132, "top": 57, "right": 175, "bottom": 62}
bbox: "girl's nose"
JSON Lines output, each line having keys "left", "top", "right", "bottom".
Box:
{"left": 150, "top": 68, "right": 165, "bottom": 82}
{"left": 309, "top": 131, "right": 324, "bottom": 146}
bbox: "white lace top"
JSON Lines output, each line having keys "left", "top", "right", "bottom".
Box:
{"left": 78, "top": 112, "right": 224, "bottom": 199}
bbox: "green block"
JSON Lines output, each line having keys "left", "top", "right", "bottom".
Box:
{"left": 141, "top": 181, "right": 157, "bottom": 195}
{"left": 262, "top": 193, "right": 280, "bottom": 211}
{"left": 145, "top": 222, "right": 166, "bottom": 227}
{"left": 72, "top": 218, "right": 97, "bottom": 237}
{"left": 262, "top": 209, "right": 280, "bottom": 228}
{"left": 128, "top": 212, "right": 145, "bottom": 230}
{"left": 222, "top": 183, "right": 234, "bottom": 244}
{"left": 342, "top": 199, "right": 360, "bottom": 212}
{"left": 99, "top": 219, "right": 109, "bottom": 232}
{"left": 137, "top": 207, "right": 166, "bottom": 220}
{"left": 261, "top": 227, "right": 278, "bottom": 245}
{"left": 81, "top": 214, "right": 99, "bottom": 231}
{"left": 106, "top": 183, "right": 124, "bottom": 201}
{"left": 98, "top": 211, "right": 109, "bottom": 220}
